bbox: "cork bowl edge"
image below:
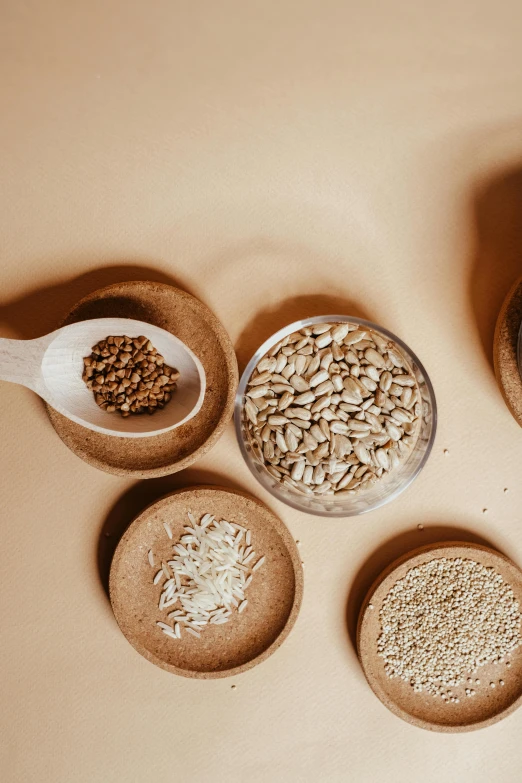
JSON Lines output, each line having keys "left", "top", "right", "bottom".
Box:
{"left": 493, "top": 276, "right": 522, "bottom": 428}
{"left": 357, "top": 542, "right": 522, "bottom": 732}
{"left": 46, "top": 281, "right": 239, "bottom": 477}
{"left": 109, "top": 485, "right": 304, "bottom": 678}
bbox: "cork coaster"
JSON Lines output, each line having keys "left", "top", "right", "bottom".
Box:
{"left": 357, "top": 542, "right": 522, "bottom": 732}
{"left": 494, "top": 276, "right": 522, "bottom": 427}
{"left": 109, "top": 486, "right": 303, "bottom": 678}
{"left": 46, "top": 282, "right": 238, "bottom": 477}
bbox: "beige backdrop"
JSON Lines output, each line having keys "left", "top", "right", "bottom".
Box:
{"left": 1, "top": 1, "right": 522, "bottom": 781}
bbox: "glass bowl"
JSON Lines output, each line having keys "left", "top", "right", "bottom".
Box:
{"left": 234, "top": 315, "right": 437, "bottom": 517}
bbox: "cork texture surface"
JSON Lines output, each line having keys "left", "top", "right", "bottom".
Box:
{"left": 358, "top": 542, "right": 522, "bottom": 732}
{"left": 47, "top": 281, "right": 238, "bottom": 476}
{"left": 109, "top": 486, "right": 303, "bottom": 677}
{"left": 494, "top": 277, "right": 522, "bottom": 427}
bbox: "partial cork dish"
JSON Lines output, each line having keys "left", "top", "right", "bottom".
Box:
{"left": 357, "top": 542, "right": 522, "bottom": 732}
{"left": 494, "top": 275, "right": 522, "bottom": 427}
{"left": 109, "top": 486, "right": 303, "bottom": 678}
{"left": 46, "top": 281, "right": 238, "bottom": 477}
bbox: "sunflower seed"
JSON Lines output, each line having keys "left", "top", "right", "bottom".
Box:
{"left": 375, "top": 448, "right": 389, "bottom": 470}
{"left": 288, "top": 407, "right": 312, "bottom": 421}
{"left": 278, "top": 391, "right": 294, "bottom": 411}
{"left": 302, "top": 431, "right": 319, "bottom": 451}
{"left": 270, "top": 383, "right": 294, "bottom": 394}
{"left": 294, "top": 391, "right": 315, "bottom": 405}
{"left": 390, "top": 407, "right": 412, "bottom": 424}
{"left": 309, "top": 370, "right": 330, "bottom": 388}
{"left": 330, "top": 421, "right": 350, "bottom": 435}
{"left": 379, "top": 371, "right": 392, "bottom": 391}
{"left": 268, "top": 415, "right": 289, "bottom": 426}
{"left": 331, "top": 374, "right": 344, "bottom": 393}
{"left": 360, "top": 376, "right": 377, "bottom": 392}
{"left": 315, "top": 332, "right": 333, "bottom": 349}
{"left": 249, "top": 371, "right": 272, "bottom": 386}
{"left": 275, "top": 354, "right": 288, "bottom": 373}
{"left": 364, "top": 348, "right": 385, "bottom": 368}
{"left": 311, "top": 395, "right": 332, "bottom": 414}
{"left": 245, "top": 400, "right": 258, "bottom": 424}
{"left": 304, "top": 355, "right": 321, "bottom": 378}
{"left": 387, "top": 349, "right": 404, "bottom": 368}
{"left": 343, "top": 330, "right": 367, "bottom": 345}
{"left": 386, "top": 421, "right": 402, "bottom": 441}
{"left": 312, "top": 324, "right": 331, "bottom": 335}
{"left": 275, "top": 431, "right": 288, "bottom": 453}
{"left": 353, "top": 442, "right": 371, "bottom": 464}
{"left": 284, "top": 429, "right": 299, "bottom": 452}
{"left": 290, "top": 375, "right": 310, "bottom": 393}
{"left": 294, "top": 354, "right": 307, "bottom": 375}
{"left": 308, "top": 424, "right": 325, "bottom": 442}
{"left": 348, "top": 419, "right": 373, "bottom": 432}
{"left": 291, "top": 459, "right": 306, "bottom": 481}
{"left": 331, "top": 324, "right": 350, "bottom": 343}
{"left": 391, "top": 374, "right": 416, "bottom": 387}
{"left": 365, "top": 365, "right": 381, "bottom": 382}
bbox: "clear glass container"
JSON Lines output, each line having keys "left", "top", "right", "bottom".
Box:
{"left": 234, "top": 315, "right": 437, "bottom": 517}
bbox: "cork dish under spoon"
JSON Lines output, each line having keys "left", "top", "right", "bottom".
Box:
{"left": 0, "top": 317, "right": 206, "bottom": 438}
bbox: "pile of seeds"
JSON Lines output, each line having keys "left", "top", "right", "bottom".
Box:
{"left": 243, "top": 322, "right": 421, "bottom": 497}
{"left": 377, "top": 558, "right": 522, "bottom": 702}
{"left": 150, "top": 512, "right": 264, "bottom": 640}
{"left": 82, "top": 335, "right": 179, "bottom": 416}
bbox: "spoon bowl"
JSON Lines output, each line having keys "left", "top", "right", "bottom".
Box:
{"left": 0, "top": 317, "right": 206, "bottom": 438}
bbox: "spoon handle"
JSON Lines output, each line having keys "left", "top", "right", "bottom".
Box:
{"left": 0, "top": 337, "right": 44, "bottom": 391}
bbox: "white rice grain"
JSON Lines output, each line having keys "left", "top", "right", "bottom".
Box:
{"left": 154, "top": 512, "right": 262, "bottom": 641}
{"left": 163, "top": 522, "right": 173, "bottom": 539}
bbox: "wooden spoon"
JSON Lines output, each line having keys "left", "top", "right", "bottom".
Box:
{"left": 0, "top": 317, "right": 206, "bottom": 438}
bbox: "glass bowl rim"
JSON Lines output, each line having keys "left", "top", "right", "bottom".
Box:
{"left": 234, "top": 315, "right": 438, "bottom": 517}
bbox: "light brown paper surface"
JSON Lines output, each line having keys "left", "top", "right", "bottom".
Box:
{"left": 1, "top": 1, "right": 522, "bottom": 780}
